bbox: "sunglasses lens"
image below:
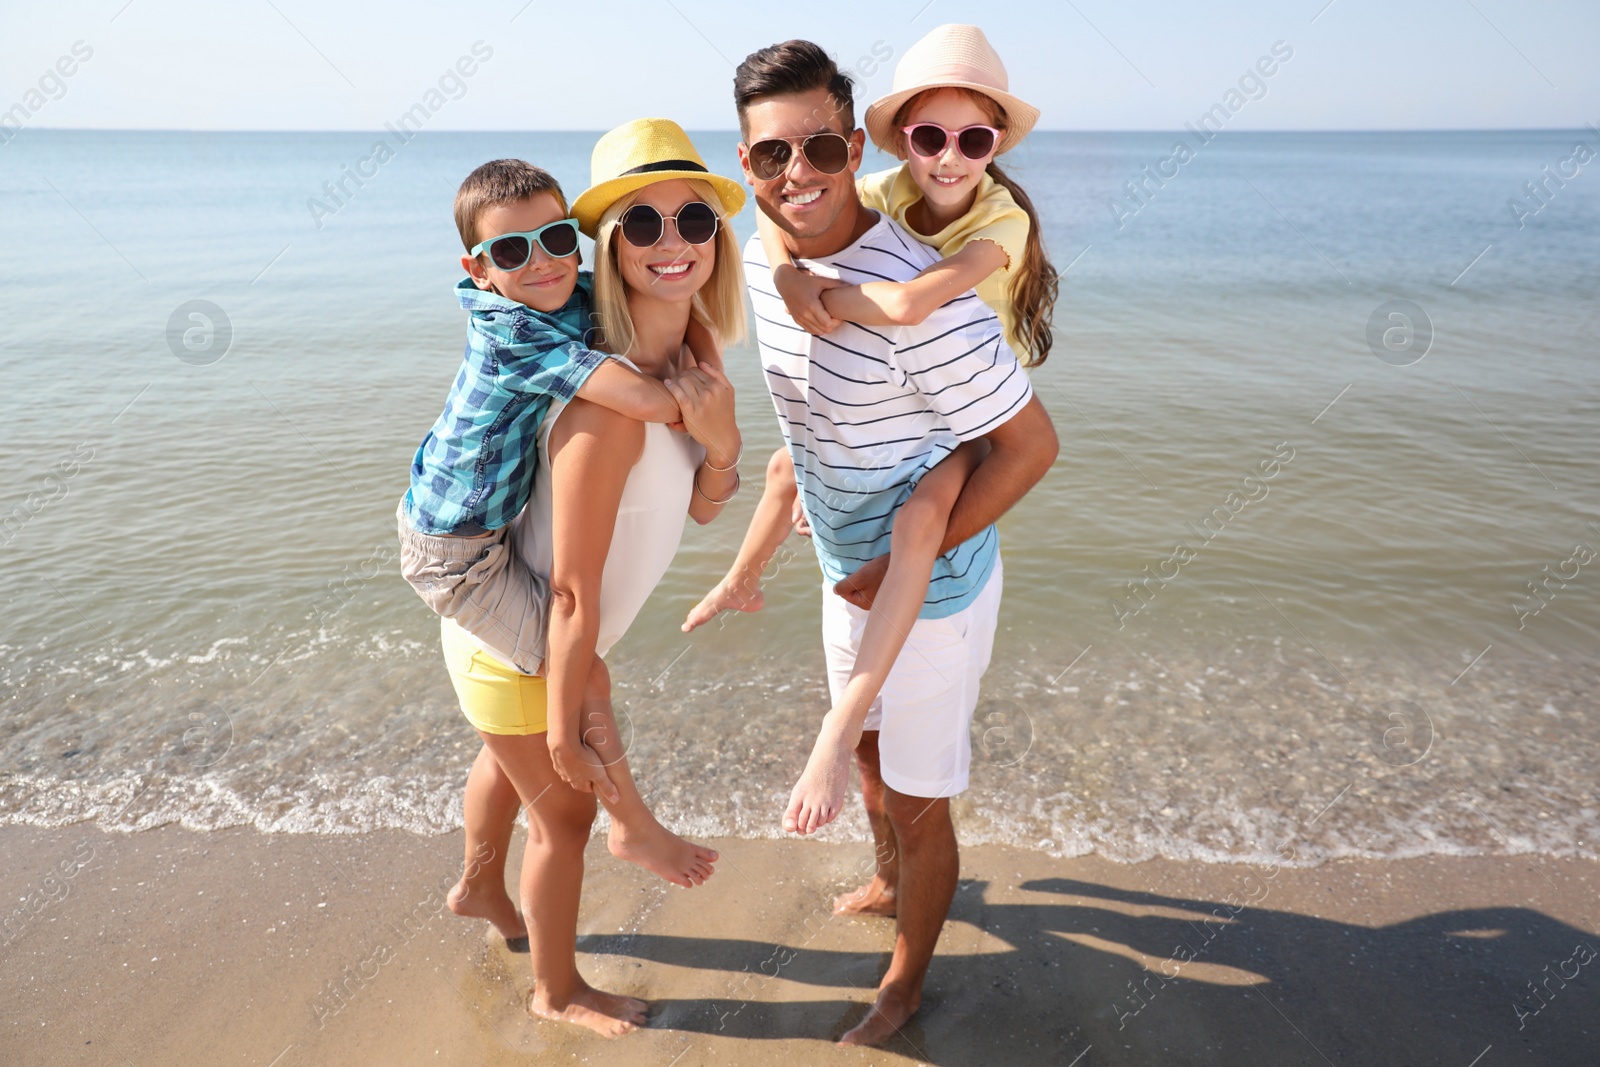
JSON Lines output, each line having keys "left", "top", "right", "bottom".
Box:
{"left": 677, "top": 202, "right": 718, "bottom": 244}
{"left": 908, "top": 124, "right": 948, "bottom": 158}
{"left": 801, "top": 134, "right": 850, "bottom": 174}
{"left": 750, "top": 139, "right": 792, "bottom": 180}
{"left": 488, "top": 235, "right": 530, "bottom": 270}
{"left": 621, "top": 206, "right": 663, "bottom": 247}
{"left": 958, "top": 127, "right": 997, "bottom": 159}
{"left": 540, "top": 221, "right": 579, "bottom": 257}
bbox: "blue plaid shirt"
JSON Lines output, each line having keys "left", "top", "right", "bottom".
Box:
{"left": 403, "top": 275, "right": 608, "bottom": 535}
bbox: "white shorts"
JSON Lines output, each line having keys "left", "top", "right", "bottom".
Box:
{"left": 821, "top": 556, "right": 1003, "bottom": 799}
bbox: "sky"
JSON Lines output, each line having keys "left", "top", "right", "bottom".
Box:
{"left": 3, "top": 0, "right": 1596, "bottom": 133}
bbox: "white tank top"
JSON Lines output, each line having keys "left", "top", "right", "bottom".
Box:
{"left": 502, "top": 388, "right": 703, "bottom": 661}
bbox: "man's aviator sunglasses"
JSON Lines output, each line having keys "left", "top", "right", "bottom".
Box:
{"left": 470, "top": 218, "right": 580, "bottom": 271}
{"left": 746, "top": 132, "right": 853, "bottom": 181}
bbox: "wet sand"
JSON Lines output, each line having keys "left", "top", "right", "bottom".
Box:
{"left": 3, "top": 824, "right": 1596, "bottom": 1066}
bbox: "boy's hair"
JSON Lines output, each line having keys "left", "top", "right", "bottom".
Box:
{"left": 733, "top": 40, "right": 855, "bottom": 137}
{"left": 453, "top": 159, "right": 566, "bottom": 251}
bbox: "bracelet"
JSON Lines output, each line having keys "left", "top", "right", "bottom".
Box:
{"left": 694, "top": 468, "right": 741, "bottom": 505}
{"left": 702, "top": 440, "right": 742, "bottom": 472}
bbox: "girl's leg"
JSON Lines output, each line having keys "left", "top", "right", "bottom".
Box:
{"left": 447, "top": 744, "right": 527, "bottom": 943}
{"left": 683, "top": 447, "right": 798, "bottom": 632}
{"left": 477, "top": 728, "right": 648, "bottom": 1038}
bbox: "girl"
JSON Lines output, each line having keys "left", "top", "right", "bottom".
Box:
{"left": 685, "top": 24, "right": 1058, "bottom": 837}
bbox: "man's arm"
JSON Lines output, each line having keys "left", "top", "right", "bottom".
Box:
{"left": 834, "top": 394, "right": 1057, "bottom": 608}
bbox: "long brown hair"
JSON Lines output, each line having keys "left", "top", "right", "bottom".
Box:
{"left": 896, "top": 88, "right": 1058, "bottom": 366}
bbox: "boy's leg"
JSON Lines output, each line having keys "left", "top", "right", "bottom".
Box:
{"left": 574, "top": 658, "right": 718, "bottom": 886}
{"left": 476, "top": 728, "right": 648, "bottom": 1038}
{"left": 683, "top": 447, "right": 799, "bottom": 632}
{"left": 447, "top": 744, "right": 528, "bottom": 944}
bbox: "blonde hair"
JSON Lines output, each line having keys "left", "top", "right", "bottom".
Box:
{"left": 590, "top": 178, "right": 747, "bottom": 358}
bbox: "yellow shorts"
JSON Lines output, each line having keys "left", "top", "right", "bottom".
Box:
{"left": 440, "top": 618, "right": 549, "bottom": 736}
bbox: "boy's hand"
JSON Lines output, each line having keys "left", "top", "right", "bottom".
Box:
{"left": 663, "top": 357, "right": 739, "bottom": 470}
{"left": 833, "top": 552, "right": 888, "bottom": 610}
{"left": 774, "top": 264, "right": 845, "bottom": 336}
{"left": 549, "top": 739, "right": 621, "bottom": 804}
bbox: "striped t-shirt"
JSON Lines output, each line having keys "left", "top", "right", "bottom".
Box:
{"left": 745, "top": 215, "right": 1034, "bottom": 619}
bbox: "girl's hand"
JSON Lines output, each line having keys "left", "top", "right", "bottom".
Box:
{"left": 663, "top": 355, "right": 740, "bottom": 471}
{"left": 774, "top": 264, "right": 845, "bottom": 336}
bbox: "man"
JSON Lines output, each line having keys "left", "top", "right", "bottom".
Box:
{"left": 730, "top": 40, "right": 1059, "bottom": 1047}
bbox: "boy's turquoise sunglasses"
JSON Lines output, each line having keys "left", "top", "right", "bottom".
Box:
{"left": 470, "top": 218, "right": 581, "bottom": 270}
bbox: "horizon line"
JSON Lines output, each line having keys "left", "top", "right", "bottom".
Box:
{"left": 10, "top": 125, "right": 1597, "bottom": 136}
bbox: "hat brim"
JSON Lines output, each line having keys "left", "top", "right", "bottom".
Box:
{"left": 864, "top": 83, "right": 1039, "bottom": 158}
{"left": 573, "top": 170, "right": 747, "bottom": 238}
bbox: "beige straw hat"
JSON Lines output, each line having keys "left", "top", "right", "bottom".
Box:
{"left": 571, "top": 118, "right": 746, "bottom": 237}
{"left": 863, "top": 24, "right": 1039, "bottom": 157}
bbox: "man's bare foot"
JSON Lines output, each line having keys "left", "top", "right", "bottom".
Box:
{"left": 837, "top": 983, "right": 921, "bottom": 1047}
{"left": 833, "top": 876, "right": 896, "bottom": 917}
{"left": 783, "top": 716, "right": 855, "bottom": 835}
{"left": 528, "top": 982, "right": 648, "bottom": 1038}
{"left": 446, "top": 877, "right": 525, "bottom": 944}
{"left": 682, "top": 573, "right": 763, "bottom": 632}
{"left": 608, "top": 817, "right": 718, "bottom": 887}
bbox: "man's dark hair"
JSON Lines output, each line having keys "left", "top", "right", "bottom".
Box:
{"left": 733, "top": 40, "right": 855, "bottom": 137}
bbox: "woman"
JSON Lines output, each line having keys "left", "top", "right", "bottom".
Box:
{"left": 438, "top": 119, "right": 746, "bottom": 1037}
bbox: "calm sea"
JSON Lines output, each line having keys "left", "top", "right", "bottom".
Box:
{"left": 2, "top": 129, "right": 1596, "bottom": 864}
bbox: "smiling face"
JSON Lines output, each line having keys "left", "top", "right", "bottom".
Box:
{"left": 613, "top": 179, "right": 717, "bottom": 302}
{"left": 461, "top": 191, "right": 579, "bottom": 312}
{"left": 898, "top": 88, "right": 1003, "bottom": 218}
{"left": 738, "top": 87, "right": 866, "bottom": 253}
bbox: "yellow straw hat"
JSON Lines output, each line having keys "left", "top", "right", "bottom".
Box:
{"left": 863, "top": 25, "right": 1039, "bottom": 157}
{"left": 571, "top": 118, "right": 746, "bottom": 237}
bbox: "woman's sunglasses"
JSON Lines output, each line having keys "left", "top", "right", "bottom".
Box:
{"left": 746, "top": 132, "right": 853, "bottom": 182}
{"left": 619, "top": 201, "right": 720, "bottom": 247}
{"left": 902, "top": 123, "right": 1001, "bottom": 161}
{"left": 469, "top": 218, "right": 580, "bottom": 270}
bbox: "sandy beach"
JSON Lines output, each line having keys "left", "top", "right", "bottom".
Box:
{"left": 4, "top": 823, "right": 1595, "bottom": 1065}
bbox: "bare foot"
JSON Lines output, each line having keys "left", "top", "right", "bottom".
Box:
{"left": 528, "top": 982, "right": 648, "bottom": 1038}
{"left": 833, "top": 876, "right": 896, "bottom": 917}
{"left": 682, "top": 573, "right": 763, "bottom": 632}
{"left": 608, "top": 817, "right": 718, "bottom": 888}
{"left": 446, "top": 877, "right": 525, "bottom": 944}
{"left": 837, "top": 983, "right": 921, "bottom": 1047}
{"left": 783, "top": 715, "right": 855, "bottom": 835}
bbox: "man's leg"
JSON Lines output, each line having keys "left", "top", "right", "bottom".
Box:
{"left": 834, "top": 729, "right": 900, "bottom": 915}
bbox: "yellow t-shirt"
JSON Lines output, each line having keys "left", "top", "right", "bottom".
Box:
{"left": 856, "top": 165, "right": 1032, "bottom": 358}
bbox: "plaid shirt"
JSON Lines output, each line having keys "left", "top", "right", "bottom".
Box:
{"left": 403, "top": 275, "right": 608, "bottom": 535}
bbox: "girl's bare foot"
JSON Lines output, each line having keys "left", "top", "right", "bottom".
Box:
{"left": 608, "top": 818, "right": 718, "bottom": 887}
{"left": 446, "top": 877, "right": 526, "bottom": 944}
{"left": 783, "top": 717, "right": 854, "bottom": 835}
{"left": 833, "top": 876, "right": 897, "bottom": 916}
{"left": 528, "top": 982, "right": 648, "bottom": 1038}
{"left": 682, "top": 573, "right": 763, "bottom": 632}
{"left": 837, "top": 983, "right": 920, "bottom": 1047}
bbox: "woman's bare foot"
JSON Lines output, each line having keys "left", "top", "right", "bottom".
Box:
{"left": 783, "top": 716, "right": 855, "bottom": 835}
{"left": 528, "top": 982, "right": 648, "bottom": 1038}
{"left": 833, "top": 876, "right": 897, "bottom": 917}
{"left": 608, "top": 817, "right": 718, "bottom": 887}
{"left": 446, "top": 877, "right": 526, "bottom": 944}
{"left": 682, "top": 572, "right": 763, "bottom": 632}
{"left": 837, "top": 983, "right": 920, "bottom": 1047}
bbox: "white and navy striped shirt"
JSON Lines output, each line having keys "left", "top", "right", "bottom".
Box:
{"left": 745, "top": 215, "right": 1033, "bottom": 619}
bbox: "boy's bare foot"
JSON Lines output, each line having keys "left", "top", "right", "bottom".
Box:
{"left": 446, "top": 877, "right": 526, "bottom": 945}
{"left": 608, "top": 818, "right": 718, "bottom": 887}
{"left": 682, "top": 574, "right": 763, "bottom": 632}
{"left": 783, "top": 719, "right": 854, "bottom": 835}
{"left": 528, "top": 982, "right": 648, "bottom": 1038}
{"left": 837, "top": 983, "right": 920, "bottom": 1047}
{"left": 833, "top": 876, "right": 897, "bottom": 916}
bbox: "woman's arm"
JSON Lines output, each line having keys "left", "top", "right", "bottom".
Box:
{"left": 663, "top": 353, "right": 742, "bottom": 526}
{"left": 543, "top": 398, "right": 645, "bottom": 796}
{"left": 819, "top": 238, "right": 1009, "bottom": 327}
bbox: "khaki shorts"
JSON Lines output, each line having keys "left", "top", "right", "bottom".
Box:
{"left": 396, "top": 498, "right": 549, "bottom": 676}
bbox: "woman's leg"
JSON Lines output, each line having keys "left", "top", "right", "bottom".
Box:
{"left": 682, "top": 447, "right": 798, "bottom": 631}
{"left": 478, "top": 728, "right": 648, "bottom": 1037}
{"left": 447, "top": 744, "right": 528, "bottom": 943}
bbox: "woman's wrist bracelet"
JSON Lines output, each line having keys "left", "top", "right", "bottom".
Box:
{"left": 702, "top": 440, "right": 742, "bottom": 472}
{"left": 694, "top": 468, "right": 740, "bottom": 505}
